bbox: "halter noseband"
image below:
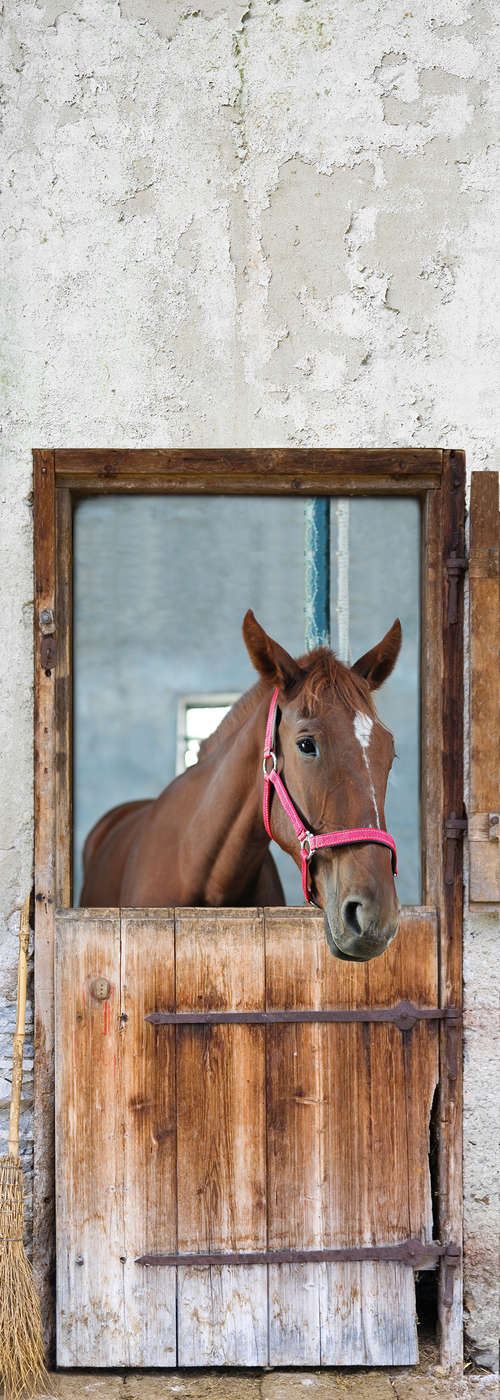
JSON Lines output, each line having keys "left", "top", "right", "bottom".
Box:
{"left": 262, "top": 687, "right": 398, "bottom": 906}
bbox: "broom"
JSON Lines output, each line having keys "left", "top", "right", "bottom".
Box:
{"left": 0, "top": 894, "right": 48, "bottom": 1400}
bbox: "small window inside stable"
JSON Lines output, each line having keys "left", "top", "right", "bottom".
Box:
{"left": 73, "top": 494, "right": 421, "bottom": 907}
{"left": 176, "top": 696, "right": 240, "bottom": 772}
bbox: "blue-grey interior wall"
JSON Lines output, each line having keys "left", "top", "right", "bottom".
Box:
{"left": 345, "top": 497, "right": 421, "bottom": 904}
{"left": 74, "top": 494, "right": 420, "bottom": 906}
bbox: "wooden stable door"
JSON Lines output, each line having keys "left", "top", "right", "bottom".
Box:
{"left": 35, "top": 448, "right": 468, "bottom": 1369}
{"left": 55, "top": 905, "right": 442, "bottom": 1367}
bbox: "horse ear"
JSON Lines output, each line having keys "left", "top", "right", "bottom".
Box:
{"left": 351, "top": 618, "right": 402, "bottom": 691}
{"left": 242, "top": 610, "right": 302, "bottom": 690}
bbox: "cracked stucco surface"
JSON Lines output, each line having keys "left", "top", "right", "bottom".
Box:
{"left": 0, "top": 0, "right": 499, "bottom": 1371}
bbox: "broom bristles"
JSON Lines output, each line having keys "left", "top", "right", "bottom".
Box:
{"left": 0, "top": 1156, "right": 49, "bottom": 1400}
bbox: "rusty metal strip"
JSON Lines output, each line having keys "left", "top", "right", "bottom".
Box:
{"left": 136, "top": 1239, "right": 461, "bottom": 1274}
{"left": 146, "top": 1000, "right": 460, "bottom": 1034}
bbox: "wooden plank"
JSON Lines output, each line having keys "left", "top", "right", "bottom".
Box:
{"left": 439, "top": 450, "right": 465, "bottom": 1368}
{"left": 403, "top": 1019, "right": 439, "bottom": 1241}
{"left": 33, "top": 448, "right": 57, "bottom": 1359}
{"left": 54, "top": 447, "right": 443, "bottom": 494}
{"left": 266, "top": 909, "right": 323, "bottom": 1365}
{"left": 175, "top": 910, "right": 268, "bottom": 1367}
{"left": 319, "top": 1262, "right": 417, "bottom": 1365}
{"left": 364, "top": 908, "right": 439, "bottom": 1245}
{"left": 55, "top": 488, "right": 73, "bottom": 907}
{"left": 177, "top": 1266, "right": 267, "bottom": 1366}
{"left": 119, "top": 911, "right": 177, "bottom": 1366}
{"left": 469, "top": 817, "right": 500, "bottom": 905}
{"left": 55, "top": 910, "right": 125, "bottom": 1366}
{"left": 320, "top": 911, "right": 436, "bottom": 1365}
{"left": 269, "top": 1264, "right": 321, "bottom": 1365}
{"left": 469, "top": 471, "right": 500, "bottom": 903}
{"left": 265, "top": 908, "right": 437, "bottom": 1366}
{"left": 421, "top": 485, "right": 445, "bottom": 908}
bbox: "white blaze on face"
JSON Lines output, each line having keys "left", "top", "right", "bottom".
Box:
{"left": 353, "top": 711, "right": 380, "bottom": 827}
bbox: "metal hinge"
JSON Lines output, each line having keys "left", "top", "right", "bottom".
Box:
{"left": 446, "top": 551, "right": 467, "bottom": 623}
{"left": 39, "top": 606, "right": 56, "bottom": 672}
{"left": 136, "top": 1237, "right": 462, "bottom": 1280}
{"left": 443, "top": 1007, "right": 461, "bottom": 1081}
{"left": 442, "top": 1242, "right": 461, "bottom": 1307}
{"left": 444, "top": 812, "right": 467, "bottom": 885}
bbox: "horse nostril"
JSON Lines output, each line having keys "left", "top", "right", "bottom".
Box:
{"left": 342, "top": 899, "right": 363, "bottom": 937}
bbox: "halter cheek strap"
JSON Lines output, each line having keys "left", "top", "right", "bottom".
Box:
{"left": 262, "top": 687, "right": 398, "bottom": 906}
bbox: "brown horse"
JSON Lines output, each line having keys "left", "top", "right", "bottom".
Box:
{"left": 81, "top": 610, "right": 402, "bottom": 961}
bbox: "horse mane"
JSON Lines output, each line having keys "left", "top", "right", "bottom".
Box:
{"left": 197, "top": 680, "right": 267, "bottom": 762}
{"left": 296, "top": 648, "right": 374, "bottom": 717}
{"left": 197, "top": 650, "right": 373, "bottom": 763}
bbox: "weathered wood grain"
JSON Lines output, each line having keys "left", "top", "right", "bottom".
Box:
{"left": 33, "top": 448, "right": 57, "bottom": 1361}
{"left": 319, "top": 1262, "right": 418, "bottom": 1365}
{"left": 469, "top": 471, "right": 500, "bottom": 904}
{"left": 55, "top": 907, "right": 440, "bottom": 1367}
{"left": 54, "top": 448, "right": 443, "bottom": 494}
{"left": 268, "top": 1263, "right": 321, "bottom": 1365}
{"left": 120, "top": 911, "right": 177, "bottom": 1365}
{"left": 55, "top": 910, "right": 125, "bottom": 1365}
{"left": 421, "top": 484, "right": 445, "bottom": 908}
{"left": 438, "top": 450, "right": 465, "bottom": 1368}
{"left": 265, "top": 909, "right": 323, "bottom": 1364}
{"left": 175, "top": 910, "right": 268, "bottom": 1366}
{"left": 264, "top": 908, "right": 437, "bottom": 1365}
{"left": 54, "top": 488, "right": 73, "bottom": 908}
{"left": 177, "top": 1264, "right": 268, "bottom": 1365}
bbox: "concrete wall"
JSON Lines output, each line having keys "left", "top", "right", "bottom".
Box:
{"left": 1, "top": 0, "right": 498, "bottom": 1369}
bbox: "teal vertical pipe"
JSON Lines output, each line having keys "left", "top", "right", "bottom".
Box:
{"left": 304, "top": 499, "right": 330, "bottom": 649}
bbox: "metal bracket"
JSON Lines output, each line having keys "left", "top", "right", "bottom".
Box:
{"left": 444, "top": 813, "right": 467, "bottom": 885}
{"left": 446, "top": 551, "right": 467, "bottom": 624}
{"left": 136, "top": 1236, "right": 461, "bottom": 1273}
{"left": 146, "top": 1001, "right": 460, "bottom": 1031}
{"left": 442, "top": 1242, "right": 461, "bottom": 1307}
{"left": 39, "top": 606, "right": 56, "bottom": 671}
{"left": 443, "top": 1007, "right": 461, "bottom": 1081}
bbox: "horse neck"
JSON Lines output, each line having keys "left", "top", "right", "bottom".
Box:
{"left": 193, "top": 687, "right": 271, "bottom": 904}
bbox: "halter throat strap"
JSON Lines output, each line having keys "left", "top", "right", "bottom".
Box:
{"left": 262, "top": 687, "right": 398, "bottom": 905}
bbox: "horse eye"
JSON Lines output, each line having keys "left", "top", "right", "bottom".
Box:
{"left": 297, "top": 737, "right": 318, "bottom": 756}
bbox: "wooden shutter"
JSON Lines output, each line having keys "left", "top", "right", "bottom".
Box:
{"left": 469, "top": 472, "right": 500, "bottom": 904}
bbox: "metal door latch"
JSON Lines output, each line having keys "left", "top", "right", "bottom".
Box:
{"left": 39, "top": 606, "right": 56, "bottom": 670}
{"left": 442, "top": 1243, "right": 461, "bottom": 1306}
{"left": 444, "top": 813, "right": 467, "bottom": 885}
{"left": 446, "top": 551, "right": 467, "bottom": 623}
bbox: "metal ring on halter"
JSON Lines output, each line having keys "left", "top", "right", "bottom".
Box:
{"left": 300, "top": 833, "right": 314, "bottom": 860}
{"left": 262, "top": 751, "right": 278, "bottom": 776}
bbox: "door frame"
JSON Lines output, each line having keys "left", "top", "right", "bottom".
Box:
{"left": 33, "top": 447, "right": 465, "bottom": 1367}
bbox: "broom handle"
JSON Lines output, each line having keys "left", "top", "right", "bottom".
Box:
{"left": 8, "top": 893, "right": 31, "bottom": 1159}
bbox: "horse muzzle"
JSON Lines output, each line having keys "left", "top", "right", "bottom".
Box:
{"left": 322, "top": 879, "right": 400, "bottom": 963}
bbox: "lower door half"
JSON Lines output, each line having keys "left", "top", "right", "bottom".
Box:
{"left": 55, "top": 905, "right": 439, "bottom": 1367}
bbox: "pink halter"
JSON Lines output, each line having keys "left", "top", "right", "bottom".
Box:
{"left": 263, "top": 687, "right": 398, "bottom": 906}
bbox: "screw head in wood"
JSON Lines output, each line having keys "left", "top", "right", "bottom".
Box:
{"left": 39, "top": 607, "right": 55, "bottom": 634}
{"left": 90, "top": 976, "right": 111, "bottom": 1001}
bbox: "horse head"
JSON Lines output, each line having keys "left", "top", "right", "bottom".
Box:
{"left": 243, "top": 610, "right": 402, "bottom": 962}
